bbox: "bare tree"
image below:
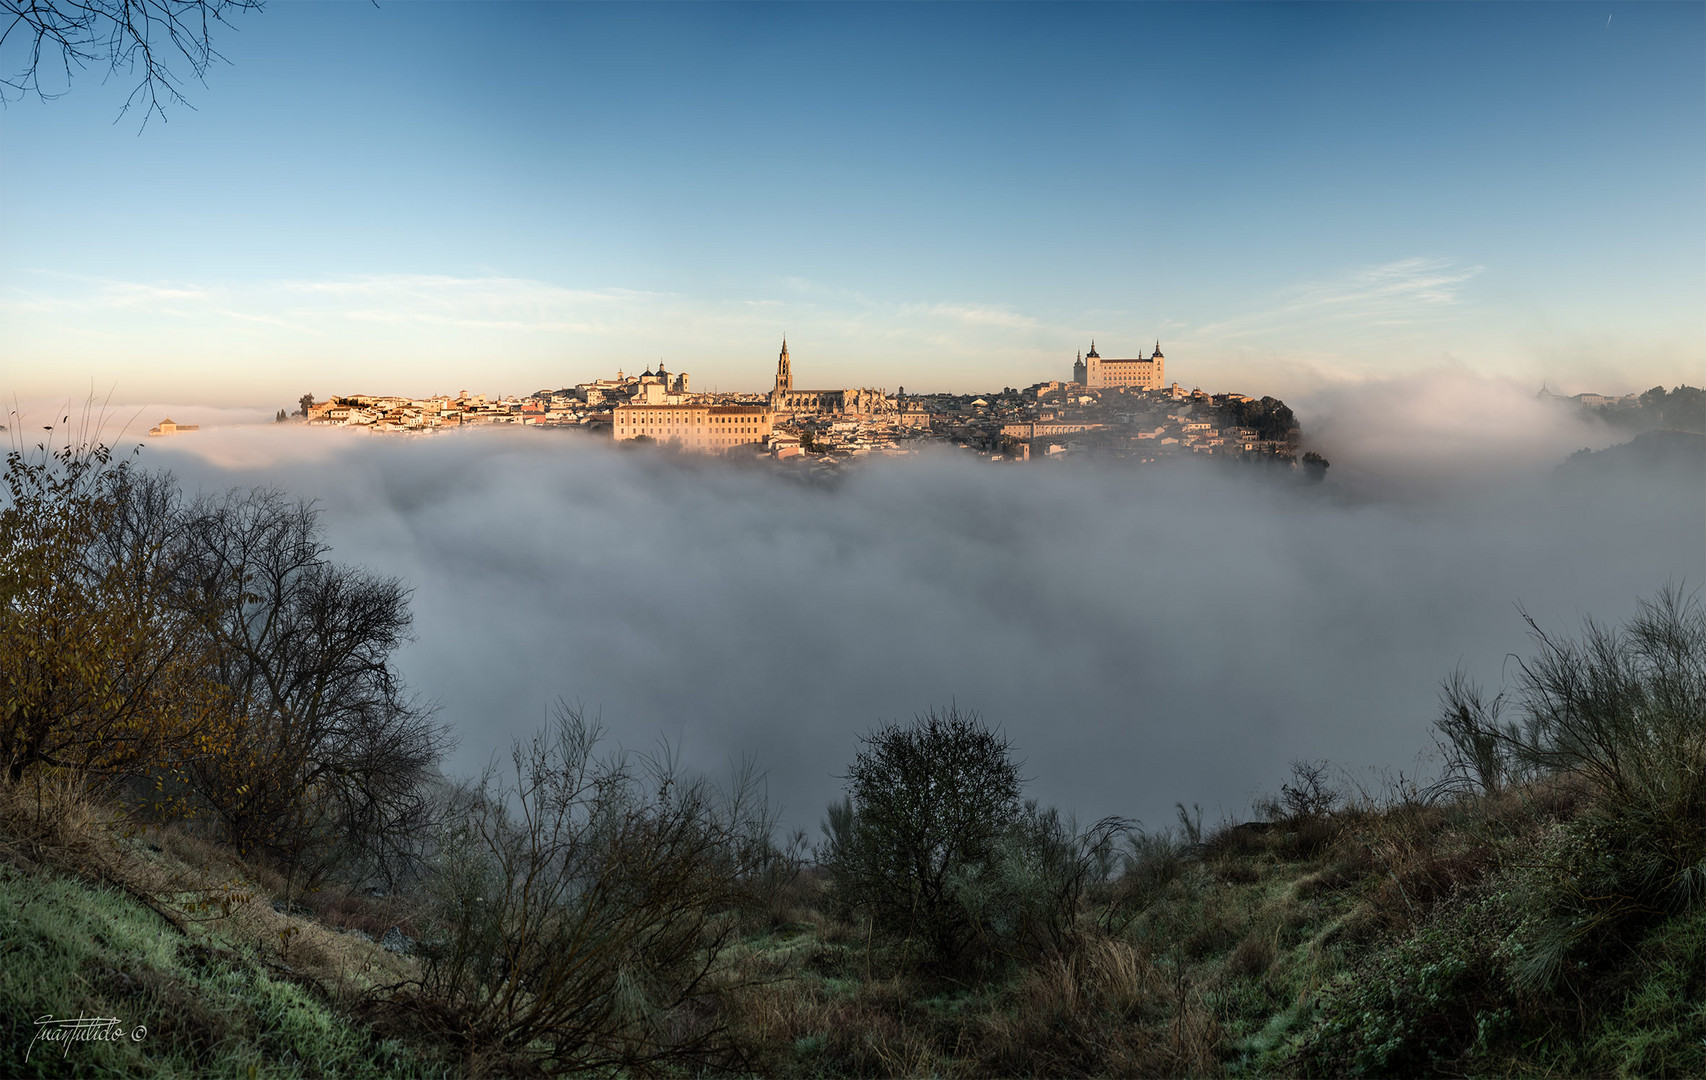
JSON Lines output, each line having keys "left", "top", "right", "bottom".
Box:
{"left": 2, "top": 0, "right": 265, "bottom": 125}
{"left": 175, "top": 486, "right": 450, "bottom": 888}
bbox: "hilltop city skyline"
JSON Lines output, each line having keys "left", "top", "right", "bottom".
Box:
{"left": 3, "top": 3, "right": 1703, "bottom": 407}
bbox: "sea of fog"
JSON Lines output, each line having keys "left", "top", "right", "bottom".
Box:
{"left": 102, "top": 371, "right": 1705, "bottom": 835}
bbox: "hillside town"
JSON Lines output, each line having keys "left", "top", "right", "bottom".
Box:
{"left": 253, "top": 340, "right": 1333, "bottom": 473}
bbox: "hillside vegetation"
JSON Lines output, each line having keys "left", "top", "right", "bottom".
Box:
{"left": 2, "top": 436, "right": 1702, "bottom": 1077}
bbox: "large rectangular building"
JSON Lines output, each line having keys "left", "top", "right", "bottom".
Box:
{"left": 611, "top": 403, "right": 773, "bottom": 451}
{"left": 999, "top": 420, "right": 1105, "bottom": 439}
{"left": 1073, "top": 342, "right": 1166, "bottom": 390}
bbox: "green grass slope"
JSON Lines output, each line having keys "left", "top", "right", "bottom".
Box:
{"left": 0, "top": 861, "right": 447, "bottom": 1079}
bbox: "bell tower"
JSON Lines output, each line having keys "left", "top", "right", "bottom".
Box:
{"left": 775, "top": 337, "right": 792, "bottom": 394}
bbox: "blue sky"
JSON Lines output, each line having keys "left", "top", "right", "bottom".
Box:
{"left": 3, "top": 1, "right": 1702, "bottom": 405}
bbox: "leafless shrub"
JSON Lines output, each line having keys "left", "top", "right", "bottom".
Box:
{"left": 394, "top": 702, "right": 762, "bottom": 1075}
{"left": 1280, "top": 759, "right": 1341, "bottom": 822}
{"left": 1115, "top": 819, "right": 1199, "bottom": 921}
{"left": 712, "top": 753, "right": 811, "bottom": 931}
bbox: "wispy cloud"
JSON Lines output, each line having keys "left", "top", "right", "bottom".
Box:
{"left": 3, "top": 265, "right": 1067, "bottom": 396}
{"left": 1, "top": 270, "right": 669, "bottom": 337}
{"left": 282, "top": 273, "right": 656, "bottom": 306}
{"left": 1196, "top": 257, "right": 1484, "bottom": 342}
{"left": 2, "top": 270, "right": 212, "bottom": 314}
{"left": 904, "top": 302, "right": 1039, "bottom": 330}
{"left": 277, "top": 274, "right": 666, "bottom": 333}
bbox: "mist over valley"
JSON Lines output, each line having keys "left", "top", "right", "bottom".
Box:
{"left": 126, "top": 372, "right": 1704, "bottom": 835}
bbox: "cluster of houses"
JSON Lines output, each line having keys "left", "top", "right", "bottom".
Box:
{"left": 302, "top": 391, "right": 581, "bottom": 431}
{"left": 283, "top": 341, "right": 1302, "bottom": 467}
{"left": 913, "top": 381, "right": 1297, "bottom": 463}
{"left": 292, "top": 365, "right": 716, "bottom": 432}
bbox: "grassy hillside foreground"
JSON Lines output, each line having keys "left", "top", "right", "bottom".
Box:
{"left": 2, "top": 445, "right": 1701, "bottom": 1076}
{"left": 2, "top": 763, "right": 1702, "bottom": 1078}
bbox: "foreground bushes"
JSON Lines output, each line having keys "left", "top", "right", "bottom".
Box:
{"left": 822, "top": 705, "right": 1128, "bottom": 977}
{"left": 6, "top": 439, "right": 1702, "bottom": 1076}
{"left": 392, "top": 704, "right": 774, "bottom": 1074}
{"left": 1, "top": 439, "right": 213, "bottom": 784}
{"left": 1286, "top": 588, "right": 1706, "bottom": 1077}
{"left": 1432, "top": 587, "right": 1706, "bottom": 985}
{"left": 1, "top": 439, "right": 450, "bottom": 893}
{"left": 822, "top": 705, "right": 1025, "bottom": 972}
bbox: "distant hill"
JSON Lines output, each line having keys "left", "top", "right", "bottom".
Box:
{"left": 1556, "top": 428, "right": 1706, "bottom": 485}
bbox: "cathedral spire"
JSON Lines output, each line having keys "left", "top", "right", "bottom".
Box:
{"left": 775, "top": 334, "right": 792, "bottom": 395}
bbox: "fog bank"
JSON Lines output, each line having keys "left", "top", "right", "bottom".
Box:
{"left": 140, "top": 375, "right": 1703, "bottom": 834}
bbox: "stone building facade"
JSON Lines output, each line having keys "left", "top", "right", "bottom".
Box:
{"left": 611, "top": 403, "right": 772, "bottom": 450}
{"left": 1073, "top": 341, "right": 1166, "bottom": 390}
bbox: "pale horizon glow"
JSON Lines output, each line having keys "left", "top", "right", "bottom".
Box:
{"left": 3, "top": 3, "right": 1703, "bottom": 407}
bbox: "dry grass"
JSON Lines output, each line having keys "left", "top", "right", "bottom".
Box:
{"left": 722, "top": 926, "right": 1228, "bottom": 1078}
{"left": 0, "top": 771, "right": 418, "bottom": 1011}
{"left": 727, "top": 964, "right": 950, "bottom": 1075}
{"left": 0, "top": 768, "right": 117, "bottom": 873}
{"left": 984, "top": 936, "right": 1220, "bottom": 1077}
{"left": 1226, "top": 929, "right": 1278, "bottom": 978}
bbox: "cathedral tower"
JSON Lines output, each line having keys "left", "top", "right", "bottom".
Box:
{"left": 775, "top": 337, "right": 792, "bottom": 394}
